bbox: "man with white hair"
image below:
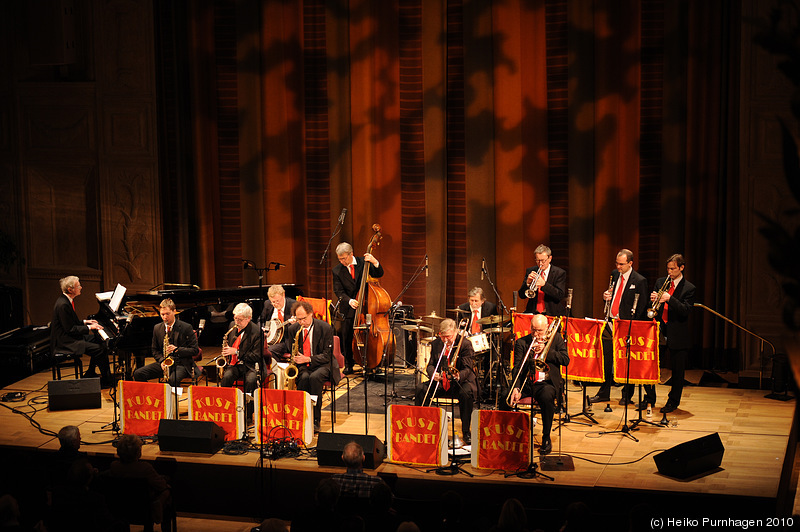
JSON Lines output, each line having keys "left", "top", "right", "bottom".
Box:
{"left": 50, "top": 276, "right": 112, "bottom": 387}
{"left": 332, "top": 241, "right": 384, "bottom": 374}
{"left": 220, "top": 302, "right": 263, "bottom": 393}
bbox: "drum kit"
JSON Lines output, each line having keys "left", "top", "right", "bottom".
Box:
{"left": 398, "top": 307, "right": 512, "bottom": 397}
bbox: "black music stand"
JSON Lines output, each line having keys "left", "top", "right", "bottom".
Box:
{"left": 629, "top": 384, "right": 664, "bottom": 430}
{"left": 426, "top": 378, "right": 473, "bottom": 478}
{"left": 557, "top": 291, "right": 596, "bottom": 428}
{"left": 505, "top": 405, "right": 553, "bottom": 481}
{"left": 598, "top": 316, "right": 639, "bottom": 442}
{"left": 93, "top": 334, "right": 122, "bottom": 436}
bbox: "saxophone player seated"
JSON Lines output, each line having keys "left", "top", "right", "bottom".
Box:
{"left": 133, "top": 298, "right": 199, "bottom": 387}
{"left": 283, "top": 300, "right": 338, "bottom": 432}
{"left": 219, "top": 303, "right": 264, "bottom": 393}
{"left": 498, "top": 314, "right": 569, "bottom": 455}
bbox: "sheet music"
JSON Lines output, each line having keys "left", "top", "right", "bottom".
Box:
{"left": 109, "top": 283, "right": 127, "bottom": 314}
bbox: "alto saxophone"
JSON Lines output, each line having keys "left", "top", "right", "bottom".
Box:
{"left": 285, "top": 328, "right": 301, "bottom": 390}
{"left": 216, "top": 326, "right": 237, "bottom": 382}
{"left": 162, "top": 327, "right": 174, "bottom": 382}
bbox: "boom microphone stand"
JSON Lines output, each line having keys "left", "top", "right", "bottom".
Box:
{"left": 481, "top": 258, "right": 509, "bottom": 408}
{"left": 598, "top": 294, "right": 641, "bottom": 442}
{"left": 557, "top": 289, "right": 595, "bottom": 428}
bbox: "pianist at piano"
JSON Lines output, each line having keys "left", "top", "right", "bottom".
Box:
{"left": 132, "top": 298, "right": 199, "bottom": 387}
{"left": 50, "top": 276, "right": 113, "bottom": 388}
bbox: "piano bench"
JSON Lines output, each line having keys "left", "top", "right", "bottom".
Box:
{"left": 51, "top": 352, "right": 83, "bottom": 380}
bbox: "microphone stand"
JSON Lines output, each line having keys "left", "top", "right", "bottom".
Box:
{"left": 599, "top": 301, "right": 640, "bottom": 442}
{"left": 482, "top": 261, "right": 508, "bottom": 408}
{"left": 557, "top": 290, "right": 595, "bottom": 428}
{"left": 319, "top": 212, "right": 345, "bottom": 432}
{"left": 319, "top": 210, "right": 346, "bottom": 316}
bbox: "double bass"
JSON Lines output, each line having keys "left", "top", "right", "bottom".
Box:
{"left": 352, "top": 224, "right": 394, "bottom": 369}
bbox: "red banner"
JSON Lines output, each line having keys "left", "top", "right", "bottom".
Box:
{"left": 254, "top": 388, "right": 313, "bottom": 445}
{"left": 511, "top": 313, "right": 559, "bottom": 369}
{"left": 187, "top": 386, "right": 244, "bottom": 441}
{"left": 387, "top": 405, "right": 446, "bottom": 467}
{"left": 563, "top": 318, "right": 605, "bottom": 382}
{"left": 612, "top": 320, "right": 660, "bottom": 384}
{"left": 472, "top": 410, "right": 530, "bottom": 471}
{"left": 119, "top": 381, "right": 173, "bottom": 436}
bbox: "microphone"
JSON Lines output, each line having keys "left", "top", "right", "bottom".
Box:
{"left": 338, "top": 208, "right": 347, "bottom": 225}
{"left": 274, "top": 262, "right": 286, "bottom": 270}
{"left": 425, "top": 254, "right": 429, "bottom": 277}
{"left": 566, "top": 288, "right": 573, "bottom": 309}
{"left": 481, "top": 258, "right": 485, "bottom": 281}
{"left": 242, "top": 259, "right": 255, "bottom": 270}
{"left": 632, "top": 293, "right": 640, "bottom": 316}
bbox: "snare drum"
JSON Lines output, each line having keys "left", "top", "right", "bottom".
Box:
{"left": 469, "top": 332, "right": 490, "bottom": 353}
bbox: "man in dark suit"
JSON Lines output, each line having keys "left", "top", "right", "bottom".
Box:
{"left": 50, "top": 276, "right": 112, "bottom": 387}
{"left": 517, "top": 244, "right": 567, "bottom": 316}
{"left": 589, "top": 249, "right": 650, "bottom": 405}
{"left": 651, "top": 254, "right": 696, "bottom": 413}
{"left": 259, "top": 284, "right": 297, "bottom": 363}
{"left": 457, "top": 287, "right": 498, "bottom": 334}
{"left": 133, "top": 298, "right": 199, "bottom": 387}
{"left": 285, "top": 300, "right": 339, "bottom": 431}
{"left": 332, "top": 242, "right": 384, "bottom": 374}
{"left": 414, "top": 318, "right": 478, "bottom": 445}
{"left": 500, "top": 314, "right": 569, "bottom": 454}
{"left": 220, "top": 303, "right": 264, "bottom": 393}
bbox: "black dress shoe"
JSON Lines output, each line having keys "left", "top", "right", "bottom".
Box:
{"left": 342, "top": 366, "right": 354, "bottom": 375}
{"left": 660, "top": 402, "right": 677, "bottom": 414}
{"left": 618, "top": 397, "right": 633, "bottom": 406}
{"left": 462, "top": 432, "right": 471, "bottom": 446}
{"left": 539, "top": 439, "right": 552, "bottom": 455}
{"left": 588, "top": 394, "right": 610, "bottom": 404}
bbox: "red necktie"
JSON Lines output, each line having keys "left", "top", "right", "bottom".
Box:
{"left": 536, "top": 272, "right": 546, "bottom": 313}
{"left": 231, "top": 331, "right": 241, "bottom": 365}
{"left": 278, "top": 309, "right": 283, "bottom": 321}
{"left": 662, "top": 280, "right": 675, "bottom": 323}
{"left": 471, "top": 311, "right": 480, "bottom": 334}
{"left": 71, "top": 300, "right": 75, "bottom": 312}
{"left": 611, "top": 274, "right": 625, "bottom": 318}
{"left": 440, "top": 343, "right": 452, "bottom": 391}
{"left": 349, "top": 264, "right": 355, "bottom": 279}
{"left": 303, "top": 329, "right": 311, "bottom": 358}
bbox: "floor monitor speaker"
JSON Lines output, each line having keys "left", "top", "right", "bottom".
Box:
{"left": 653, "top": 432, "right": 724, "bottom": 479}
{"left": 316, "top": 432, "right": 385, "bottom": 469}
{"left": 157, "top": 419, "right": 225, "bottom": 454}
{"left": 48, "top": 378, "right": 101, "bottom": 411}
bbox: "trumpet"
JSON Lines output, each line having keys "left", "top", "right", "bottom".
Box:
{"left": 524, "top": 266, "right": 544, "bottom": 298}
{"left": 285, "top": 328, "right": 301, "bottom": 390}
{"left": 506, "top": 316, "right": 562, "bottom": 407}
{"left": 603, "top": 275, "right": 614, "bottom": 319}
{"left": 162, "top": 328, "right": 174, "bottom": 382}
{"left": 647, "top": 277, "right": 672, "bottom": 319}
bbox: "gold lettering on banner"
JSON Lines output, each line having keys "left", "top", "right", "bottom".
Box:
{"left": 125, "top": 395, "right": 161, "bottom": 408}
{"left": 617, "top": 350, "right": 657, "bottom": 361}
{"left": 481, "top": 424, "right": 526, "bottom": 439}
{"left": 481, "top": 439, "right": 528, "bottom": 453}
{"left": 125, "top": 410, "right": 163, "bottom": 421}
{"left": 193, "top": 411, "right": 234, "bottom": 424}
{"left": 394, "top": 417, "right": 436, "bottom": 431}
{"left": 194, "top": 396, "right": 233, "bottom": 410}
{"left": 394, "top": 432, "right": 437, "bottom": 444}
{"left": 267, "top": 418, "right": 301, "bottom": 430}
{"left": 264, "top": 402, "right": 300, "bottom": 417}
{"left": 570, "top": 333, "right": 598, "bottom": 344}
{"left": 571, "top": 347, "right": 599, "bottom": 358}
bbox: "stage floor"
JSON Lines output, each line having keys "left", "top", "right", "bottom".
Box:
{"left": 0, "top": 363, "right": 797, "bottom": 526}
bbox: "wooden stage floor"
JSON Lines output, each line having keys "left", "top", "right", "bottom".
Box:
{"left": 0, "top": 365, "right": 797, "bottom": 529}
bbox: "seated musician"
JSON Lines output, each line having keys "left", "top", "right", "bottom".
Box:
{"left": 133, "top": 298, "right": 199, "bottom": 387}
{"left": 458, "top": 286, "right": 498, "bottom": 334}
{"left": 259, "top": 284, "right": 297, "bottom": 363}
{"left": 219, "top": 303, "right": 263, "bottom": 393}
{"left": 284, "top": 300, "right": 339, "bottom": 432}
{"left": 414, "top": 318, "right": 477, "bottom": 445}
{"left": 499, "top": 314, "right": 569, "bottom": 455}
{"left": 50, "top": 275, "right": 113, "bottom": 388}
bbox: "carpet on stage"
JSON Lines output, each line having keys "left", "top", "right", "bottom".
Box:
{"left": 324, "top": 369, "right": 419, "bottom": 414}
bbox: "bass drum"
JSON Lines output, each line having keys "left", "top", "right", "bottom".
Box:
{"left": 417, "top": 337, "right": 434, "bottom": 382}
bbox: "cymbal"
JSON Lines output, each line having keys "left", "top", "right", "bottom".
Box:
{"left": 404, "top": 318, "right": 422, "bottom": 323}
{"left": 484, "top": 326, "right": 511, "bottom": 333}
{"left": 421, "top": 312, "right": 445, "bottom": 320}
{"left": 419, "top": 326, "right": 433, "bottom": 333}
{"left": 419, "top": 336, "right": 436, "bottom": 344}
{"left": 477, "top": 314, "right": 508, "bottom": 325}
{"left": 447, "top": 308, "right": 470, "bottom": 314}
{"left": 400, "top": 324, "right": 420, "bottom": 331}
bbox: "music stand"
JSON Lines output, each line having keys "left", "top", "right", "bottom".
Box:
{"left": 629, "top": 385, "right": 664, "bottom": 430}
{"left": 505, "top": 404, "right": 553, "bottom": 481}
{"left": 426, "top": 379, "right": 473, "bottom": 478}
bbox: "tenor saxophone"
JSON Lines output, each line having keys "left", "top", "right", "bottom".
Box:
{"left": 285, "top": 328, "right": 301, "bottom": 390}
{"left": 215, "top": 326, "right": 237, "bottom": 381}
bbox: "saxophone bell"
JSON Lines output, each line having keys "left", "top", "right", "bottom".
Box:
{"left": 285, "top": 328, "right": 302, "bottom": 390}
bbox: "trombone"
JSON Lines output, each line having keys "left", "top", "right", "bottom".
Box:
{"left": 646, "top": 277, "right": 672, "bottom": 319}
{"left": 506, "top": 316, "right": 562, "bottom": 407}
{"left": 421, "top": 318, "right": 469, "bottom": 406}
{"left": 524, "top": 266, "right": 544, "bottom": 298}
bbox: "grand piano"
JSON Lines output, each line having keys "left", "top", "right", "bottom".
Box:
{"left": 92, "top": 284, "right": 304, "bottom": 377}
